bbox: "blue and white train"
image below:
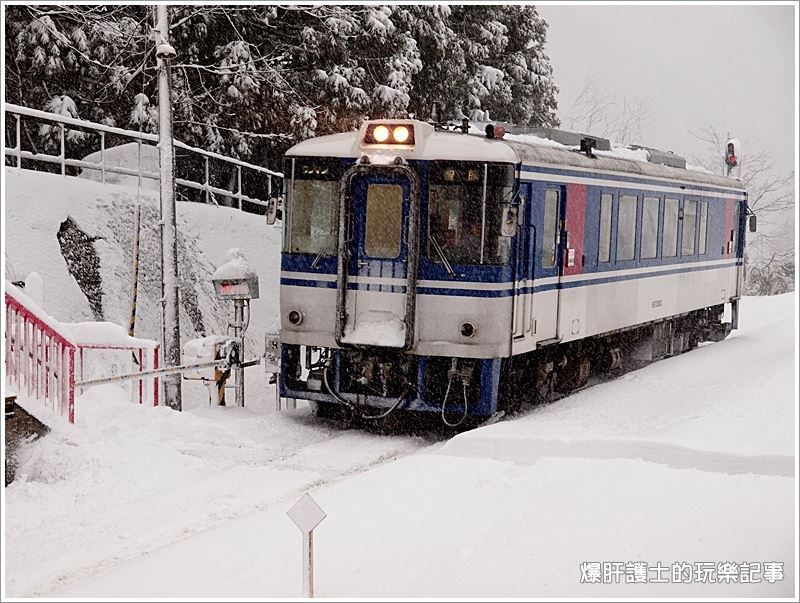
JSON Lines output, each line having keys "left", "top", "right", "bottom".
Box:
{"left": 277, "top": 118, "right": 749, "bottom": 425}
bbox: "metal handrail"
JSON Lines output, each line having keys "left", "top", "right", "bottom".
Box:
{"left": 4, "top": 103, "right": 284, "bottom": 211}
{"left": 5, "top": 285, "right": 161, "bottom": 422}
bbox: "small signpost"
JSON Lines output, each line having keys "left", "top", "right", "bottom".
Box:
{"left": 287, "top": 493, "right": 327, "bottom": 598}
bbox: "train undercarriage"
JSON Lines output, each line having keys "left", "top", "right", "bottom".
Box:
{"left": 280, "top": 303, "right": 733, "bottom": 429}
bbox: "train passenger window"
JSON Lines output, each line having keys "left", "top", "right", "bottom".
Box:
{"left": 542, "top": 189, "right": 559, "bottom": 268}
{"left": 364, "top": 184, "right": 403, "bottom": 258}
{"left": 641, "top": 196, "right": 660, "bottom": 259}
{"left": 598, "top": 193, "right": 612, "bottom": 263}
{"left": 616, "top": 194, "right": 637, "bottom": 262}
{"left": 427, "top": 161, "right": 514, "bottom": 265}
{"left": 682, "top": 200, "right": 697, "bottom": 255}
{"left": 698, "top": 201, "right": 708, "bottom": 255}
{"left": 285, "top": 157, "right": 341, "bottom": 255}
{"left": 663, "top": 198, "right": 679, "bottom": 257}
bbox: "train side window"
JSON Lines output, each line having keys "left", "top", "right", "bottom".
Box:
{"left": 616, "top": 194, "right": 637, "bottom": 262}
{"left": 682, "top": 199, "right": 697, "bottom": 255}
{"left": 427, "top": 162, "right": 514, "bottom": 265}
{"left": 663, "top": 198, "right": 679, "bottom": 257}
{"left": 364, "top": 184, "right": 403, "bottom": 258}
{"left": 598, "top": 193, "right": 612, "bottom": 263}
{"left": 730, "top": 201, "right": 740, "bottom": 254}
{"left": 641, "top": 196, "right": 660, "bottom": 259}
{"left": 542, "top": 189, "right": 559, "bottom": 268}
{"left": 698, "top": 200, "right": 708, "bottom": 255}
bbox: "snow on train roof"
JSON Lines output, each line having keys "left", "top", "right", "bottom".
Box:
{"left": 286, "top": 120, "right": 518, "bottom": 163}
{"left": 503, "top": 134, "right": 745, "bottom": 191}
{"left": 286, "top": 120, "right": 745, "bottom": 191}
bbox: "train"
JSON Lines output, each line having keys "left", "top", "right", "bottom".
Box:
{"left": 276, "top": 117, "right": 751, "bottom": 426}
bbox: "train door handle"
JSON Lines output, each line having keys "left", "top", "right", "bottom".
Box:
{"left": 357, "top": 260, "right": 369, "bottom": 268}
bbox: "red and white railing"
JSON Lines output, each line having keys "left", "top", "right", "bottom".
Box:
{"left": 4, "top": 283, "right": 159, "bottom": 424}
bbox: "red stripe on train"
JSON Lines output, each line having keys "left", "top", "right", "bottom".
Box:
{"left": 564, "top": 183, "right": 587, "bottom": 276}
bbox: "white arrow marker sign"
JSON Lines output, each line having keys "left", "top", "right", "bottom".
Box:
{"left": 288, "top": 493, "right": 327, "bottom": 597}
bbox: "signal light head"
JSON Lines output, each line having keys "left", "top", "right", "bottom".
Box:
{"left": 725, "top": 140, "right": 739, "bottom": 168}
{"left": 364, "top": 123, "right": 415, "bottom": 146}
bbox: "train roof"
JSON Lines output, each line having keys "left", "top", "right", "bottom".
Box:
{"left": 286, "top": 119, "right": 746, "bottom": 192}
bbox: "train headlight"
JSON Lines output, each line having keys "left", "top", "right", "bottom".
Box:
{"left": 288, "top": 310, "right": 304, "bottom": 325}
{"left": 373, "top": 125, "right": 390, "bottom": 143}
{"left": 364, "top": 123, "right": 415, "bottom": 145}
{"left": 392, "top": 125, "right": 410, "bottom": 143}
{"left": 460, "top": 322, "right": 477, "bottom": 338}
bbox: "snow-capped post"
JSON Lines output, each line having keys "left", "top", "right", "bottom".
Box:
{"left": 287, "top": 493, "right": 327, "bottom": 598}
{"left": 154, "top": 4, "right": 182, "bottom": 411}
{"left": 211, "top": 249, "right": 260, "bottom": 407}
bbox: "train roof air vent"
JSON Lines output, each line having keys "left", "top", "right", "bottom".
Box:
{"left": 630, "top": 145, "right": 687, "bottom": 169}
{"left": 510, "top": 126, "right": 612, "bottom": 151}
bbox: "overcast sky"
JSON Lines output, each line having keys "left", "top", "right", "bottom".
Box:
{"left": 538, "top": 3, "right": 796, "bottom": 174}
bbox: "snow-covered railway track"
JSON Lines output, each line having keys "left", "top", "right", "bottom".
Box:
{"left": 4, "top": 404, "right": 441, "bottom": 597}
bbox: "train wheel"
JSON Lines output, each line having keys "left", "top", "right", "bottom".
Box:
{"left": 534, "top": 360, "right": 555, "bottom": 404}
{"left": 556, "top": 351, "right": 591, "bottom": 393}
{"left": 575, "top": 353, "right": 591, "bottom": 388}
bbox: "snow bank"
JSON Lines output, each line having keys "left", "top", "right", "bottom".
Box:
{"left": 4, "top": 167, "right": 281, "bottom": 361}
{"left": 23, "top": 271, "right": 44, "bottom": 307}
{"left": 4, "top": 384, "right": 428, "bottom": 597}
{"left": 79, "top": 142, "right": 161, "bottom": 191}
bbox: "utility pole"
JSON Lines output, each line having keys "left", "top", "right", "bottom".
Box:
{"left": 154, "top": 5, "right": 182, "bottom": 411}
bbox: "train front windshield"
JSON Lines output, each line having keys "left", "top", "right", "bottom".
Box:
{"left": 427, "top": 162, "right": 515, "bottom": 265}
{"left": 284, "top": 157, "right": 515, "bottom": 266}
{"left": 283, "top": 158, "right": 343, "bottom": 255}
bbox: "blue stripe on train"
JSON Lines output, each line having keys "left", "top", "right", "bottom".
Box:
{"left": 519, "top": 164, "right": 746, "bottom": 197}
{"left": 281, "top": 260, "right": 742, "bottom": 298}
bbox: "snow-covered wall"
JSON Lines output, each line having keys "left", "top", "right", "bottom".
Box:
{"left": 4, "top": 168, "right": 281, "bottom": 359}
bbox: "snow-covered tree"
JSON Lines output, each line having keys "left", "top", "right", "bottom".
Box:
{"left": 5, "top": 5, "right": 560, "bottom": 169}
{"left": 399, "top": 5, "right": 559, "bottom": 126}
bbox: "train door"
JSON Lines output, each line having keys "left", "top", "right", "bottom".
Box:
{"left": 512, "top": 185, "right": 535, "bottom": 340}
{"left": 335, "top": 166, "right": 419, "bottom": 349}
{"left": 530, "top": 184, "right": 564, "bottom": 344}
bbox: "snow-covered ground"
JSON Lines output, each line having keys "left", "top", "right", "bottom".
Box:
{"left": 4, "top": 292, "right": 795, "bottom": 597}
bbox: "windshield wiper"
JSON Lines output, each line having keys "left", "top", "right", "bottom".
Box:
{"left": 310, "top": 241, "right": 333, "bottom": 270}
{"left": 430, "top": 235, "right": 456, "bottom": 278}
